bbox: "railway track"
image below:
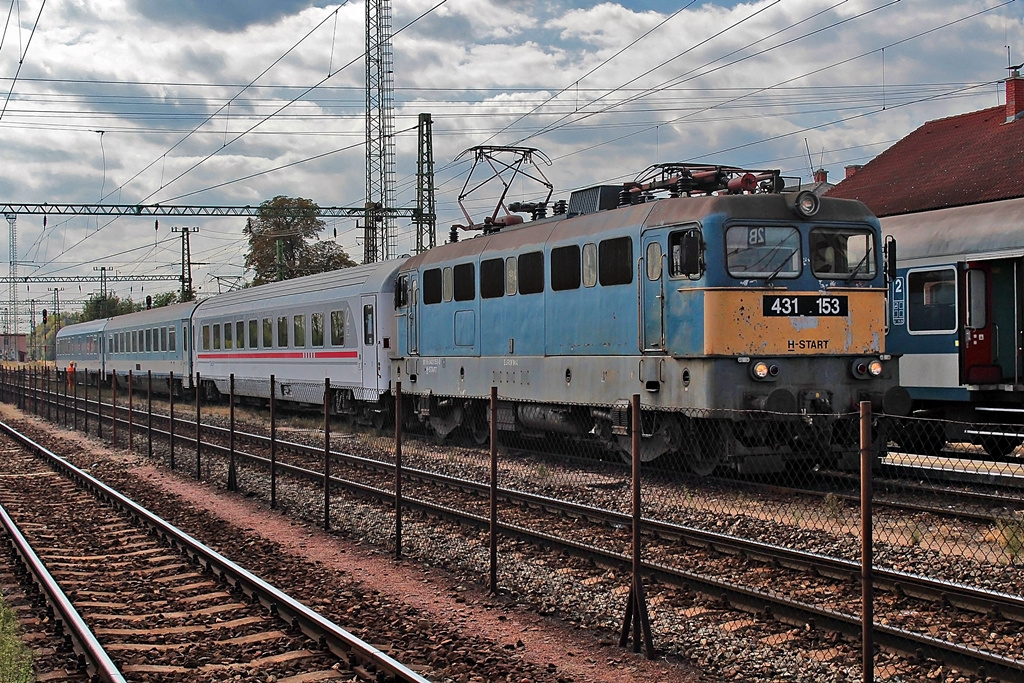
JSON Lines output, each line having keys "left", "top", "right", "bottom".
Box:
{"left": 0, "top": 420, "right": 430, "bottom": 683}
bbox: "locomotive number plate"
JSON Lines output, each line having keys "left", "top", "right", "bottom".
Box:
{"left": 763, "top": 295, "right": 848, "bottom": 317}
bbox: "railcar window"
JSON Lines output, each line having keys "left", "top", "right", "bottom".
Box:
{"left": 725, "top": 226, "right": 800, "bottom": 279}
{"left": 809, "top": 228, "right": 876, "bottom": 280}
{"left": 235, "top": 322, "right": 244, "bottom": 350}
{"left": 908, "top": 268, "right": 957, "bottom": 333}
{"left": 669, "top": 228, "right": 703, "bottom": 278}
{"left": 277, "top": 316, "right": 288, "bottom": 348}
{"left": 183, "top": 324, "right": 188, "bottom": 352}
{"left": 423, "top": 268, "right": 442, "bottom": 305}
{"left": 248, "top": 320, "right": 257, "bottom": 349}
{"left": 331, "top": 310, "right": 345, "bottom": 345}
{"left": 294, "top": 315, "right": 306, "bottom": 347}
{"left": 599, "top": 237, "right": 633, "bottom": 286}
{"left": 453, "top": 263, "right": 475, "bottom": 301}
{"left": 505, "top": 257, "right": 518, "bottom": 295}
{"left": 161, "top": 327, "right": 168, "bottom": 352}
{"left": 480, "top": 258, "right": 504, "bottom": 299}
{"left": 262, "top": 318, "right": 272, "bottom": 348}
{"left": 519, "top": 251, "right": 544, "bottom": 294}
{"left": 169, "top": 327, "right": 176, "bottom": 352}
{"left": 224, "top": 321, "right": 233, "bottom": 349}
{"left": 442, "top": 267, "right": 454, "bottom": 302}
{"left": 133, "top": 330, "right": 139, "bottom": 353}
{"left": 646, "top": 242, "right": 663, "bottom": 281}
{"left": 363, "top": 305, "right": 375, "bottom": 345}
{"left": 582, "top": 243, "right": 597, "bottom": 287}
{"left": 312, "top": 312, "right": 324, "bottom": 346}
{"left": 210, "top": 325, "right": 218, "bottom": 351}
{"left": 551, "top": 245, "right": 582, "bottom": 291}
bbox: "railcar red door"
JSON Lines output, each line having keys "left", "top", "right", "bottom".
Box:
{"left": 961, "top": 259, "right": 1022, "bottom": 386}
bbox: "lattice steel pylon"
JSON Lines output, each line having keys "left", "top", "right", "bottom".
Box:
{"left": 364, "top": 0, "right": 397, "bottom": 264}
{"left": 414, "top": 112, "right": 436, "bottom": 254}
{"left": 6, "top": 213, "right": 16, "bottom": 339}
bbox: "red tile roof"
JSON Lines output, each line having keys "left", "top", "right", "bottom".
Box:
{"left": 826, "top": 103, "right": 1024, "bottom": 217}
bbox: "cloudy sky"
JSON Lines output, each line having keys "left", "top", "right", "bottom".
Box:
{"left": 0, "top": 0, "right": 1020, "bottom": 318}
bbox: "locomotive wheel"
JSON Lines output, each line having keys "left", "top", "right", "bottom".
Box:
{"left": 686, "top": 420, "right": 724, "bottom": 476}
{"left": 470, "top": 413, "right": 490, "bottom": 446}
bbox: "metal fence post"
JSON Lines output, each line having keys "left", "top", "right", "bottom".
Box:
{"left": 323, "top": 377, "right": 331, "bottom": 532}
{"left": 73, "top": 371, "right": 78, "bottom": 431}
{"left": 111, "top": 371, "right": 117, "bottom": 445}
{"left": 96, "top": 369, "right": 103, "bottom": 439}
{"left": 168, "top": 371, "right": 175, "bottom": 470}
{"left": 128, "top": 371, "right": 134, "bottom": 451}
{"left": 619, "top": 393, "right": 654, "bottom": 658}
{"left": 270, "top": 374, "right": 277, "bottom": 509}
{"left": 395, "top": 381, "right": 402, "bottom": 559}
{"left": 195, "top": 372, "right": 201, "bottom": 480}
{"left": 45, "top": 367, "right": 51, "bottom": 421}
{"left": 83, "top": 373, "right": 88, "bottom": 434}
{"left": 489, "top": 386, "right": 498, "bottom": 594}
{"left": 227, "top": 374, "right": 237, "bottom": 491}
{"left": 860, "top": 401, "right": 875, "bottom": 683}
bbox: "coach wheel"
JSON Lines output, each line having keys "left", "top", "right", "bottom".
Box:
{"left": 977, "top": 435, "right": 1023, "bottom": 459}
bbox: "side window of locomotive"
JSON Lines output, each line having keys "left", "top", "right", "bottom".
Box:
{"left": 669, "top": 228, "right": 703, "bottom": 278}
{"left": 505, "top": 256, "right": 518, "bottom": 295}
{"left": 599, "top": 237, "right": 633, "bottom": 286}
{"left": 453, "top": 263, "right": 475, "bottom": 301}
{"left": 907, "top": 268, "right": 957, "bottom": 333}
{"left": 262, "top": 318, "right": 273, "bottom": 348}
{"left": 442, "top": 267, "right": 454, "bottom": 302}
{"left": 248, "top": 320, "right": 258, "bottom": 349}
{"left": 551, "top": 245, "right": 581, "bottom": 291}
{"left": 645, "top": 242, "right": 662, "bottom": 281}
{"left": 582, "top": 243, "right": 597, "bottom": 287}
{"left": 363, "top": 305, "right": 375, "bottom": 345}
{"left": 518, "top": 251, "right": 544, "bottom": 294}
{"left": 330, "top": 310, "right": 345, "bottom": 346}
{"left": 809, "top": 228, "right": 876, "bottom": 279}
{"left": 277, "top": 316, "right": 288, "bottom": 348}
{"left": 423, "top": 268, "right": 442, "bottom": 305}
{"left": 725, "top": 226, "right": 800, "bottom": 279}
{"left": 311, "top": 312, "right": 324, "bottom": 347}
{"left": 293, "top": 315, "right": 306, "bottom": 347}
{"left": 480, "top": 258, "right": 504, "bottom": 299}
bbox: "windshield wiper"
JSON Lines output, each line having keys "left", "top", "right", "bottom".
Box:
{"left": 845, "top": 252, "right": 870, "bottom": 282}
{"left": 764, "top": 248, "right": 795, "bottom": 287}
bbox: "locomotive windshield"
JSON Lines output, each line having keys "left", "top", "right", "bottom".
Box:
{"left": 726, "top": 226, "right": 801, "bottom": 279}
{"left": 809, "top": 227, "right": 876, "bottom": 280}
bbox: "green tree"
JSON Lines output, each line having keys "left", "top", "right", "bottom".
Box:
{"left": 151, "top": 291, "right": 180, "bottom": 308}
{"left": 80, "top": 293, "right": 136, "bottom": 322}
{"left": 243, "top": 196, "right": 356, "bottom": 285}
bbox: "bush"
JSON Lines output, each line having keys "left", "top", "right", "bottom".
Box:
{"left": 0, "top": 596, "right": 32, "bottom": 683}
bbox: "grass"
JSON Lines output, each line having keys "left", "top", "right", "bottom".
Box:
{"left": 993, "top": 516, "right": 1024, "bottom": 565}
{"left": 0, "top": 596, "right": 32, "bottom": 683}
{"left": 822, "top": 493, "right": 844, "bottom": 522}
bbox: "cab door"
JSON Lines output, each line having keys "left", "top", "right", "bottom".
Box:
{"left": 641, "top": 233, "right": 665, "bottom": 351}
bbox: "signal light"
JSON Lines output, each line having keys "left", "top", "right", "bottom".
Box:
{"left": 146, "top": 295, "right": 152, "bottom": 309}
{"left": 42, "top": 309, "right": 47, "bottom": 324}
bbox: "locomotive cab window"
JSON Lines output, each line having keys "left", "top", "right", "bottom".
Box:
{"left": 809, "top": 228, "right": 876, "bottom": 280}
{"left": 669, "top": 228, "right": 703, "bottom": 278}
{"left": 907, "top": 268, "right": 957, "bottom": 334}
{"left": 726, "top": 226, "right": 800, "bottom": 279}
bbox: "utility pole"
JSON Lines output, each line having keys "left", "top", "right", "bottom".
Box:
{"left": 6, "top": 213, "right": 16, "bottom": 338}
{"left": 414, "top": 112, "right": 436, "bottom": 254}
{"left": 365, "top": 0, "right": 397, "bottom": 263}
{"left": 93, "top": 266, "right": 112, "bottom": 300}
{"left": 171, "top": 227, "right": 199, "bottom": 301}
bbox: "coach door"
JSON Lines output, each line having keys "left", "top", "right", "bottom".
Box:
{"left": 361, "top": 295, "right": 381, "bottom": 392}
{"left": 641, "top": 232, "right": 666, "bottom": 351}
{"left": 962, "top": 258, "right": 1022, "bottom": 385}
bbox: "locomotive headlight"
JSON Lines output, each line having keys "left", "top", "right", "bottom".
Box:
{"left": 787, "top": 189, "right": 820, "bottom": 218}
{"left": 868, "top": 360, "right": 883, "bottom": 377}
{"left": 752, "top": 361, "right": 770, "bottom": 379}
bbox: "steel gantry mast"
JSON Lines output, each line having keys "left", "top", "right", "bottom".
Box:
{"left": 414, "top": 113, "right": 436, "bottom": 254}
{"left": 365, "top": 0, "right": 397, "bottom": 264}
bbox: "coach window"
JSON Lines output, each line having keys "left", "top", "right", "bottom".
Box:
{"left": 907, "top": 268, "right": 957, "bottom": 334}
{"left": 599, "top": 237, "right": 633, "bottom": 286}
{"left": 248, "top": 320, "right": 258, "bottom": 348}
{"left": 161, "top": 327, "right": 168, "bottom": 352}
{"left": 234, "top": 321, "right": 244, "bottom": 350}
{"left": 726, "top": 226, "right": 800, "bottom": 279}
{"left": 262, "top": 318, "right": 273, "bottom": 348}
{"left": 582, "top": 243, "right": 597, "bottom": 287}
{"left": 134, "top": 330, "right": 140, "bottom": 352}
{"left": 183, "top": 324, "right": 188, "bottom": 351}
{"left": 277, "top": 316, "right": 288, "bottom": 348}
{"left": 551, "top": 245, "right": 581, "bottom": 291}
{"left": 331, "top": 310, "right": 345, "bottom": 346}
{"left": 224, "top": 321, "right": 233, "bottom": 349}
{"left": 669, "top": 228, "right": 703, "bottom": 278}
{"left": 505, "top": 257, "right": 518, "bottom": 295}
{"left": 169, "top": 326, "right": 176, "bottom": 352}
{"left": 211, "top": 325, "right": 219, "bottom": 351}
{"left": 519, "top": 251, "right": 544, "bottom": 294}
{"left": 966, "top": 269, "right": 987, "bottom": 329}
{"left": 293, "top": 315, "right": 306, "bottom": 347}
{"left": 442, "top": 267, "right": 454, "bottom": 302}
{"left": 480, "top": 258, "right": 504, "bottom": 299}
{"left": 364, "top": 305, "right": 375, "bottom": 345}
{"left": 454, "top": 263, "right": 475, "bottom": 301}
{"left": 312, "top": 312, "right": 324, "bottom": 347}
{"left": 423, "top": 268, "right": 442, "bottom": 305}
